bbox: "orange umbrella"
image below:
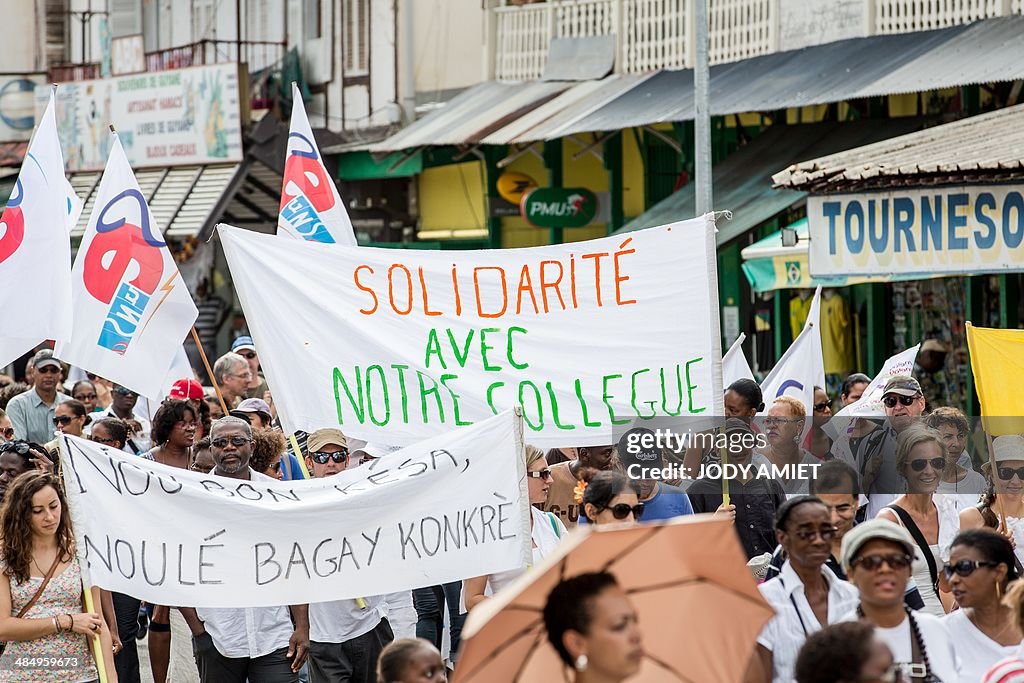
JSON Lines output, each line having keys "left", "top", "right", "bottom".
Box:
{"left": 454, "top": 515, "right": 774, "bottom": 683}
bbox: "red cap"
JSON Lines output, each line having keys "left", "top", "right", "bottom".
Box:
{"left": 168, "top": 378, "right": 204, "bottom": 401}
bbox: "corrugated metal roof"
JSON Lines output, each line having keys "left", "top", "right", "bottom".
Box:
{"left": 556, "top": 16, "right": 1024, "bottom": 138}
{"left": 615, "top": 118, "right": 926, "bottom": 244}
{"left": 773, "top": 103, "right": 1024, "bottom": 191}
{"left": 368, "top": 81, "right": 570, "bottom": 153}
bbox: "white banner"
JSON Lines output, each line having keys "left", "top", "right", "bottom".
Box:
{"left": 722, "top": 332, "right": 754, "bottom": 388}
{"left": 59, "top": 412, "right": 529, "bottom": 608}
{"left": 837, "top": 344, "right": 920, "bottom": 419}
{"left": 278, "top": 83, "right": 357, "bottom": 245}
{"left": 808, "top": 187, "right": 1024, "bottom": 277}
{"left": 45, "top": 63, "right": 243, "bottom": 171}
{"left": 0, "top": 92, "right": 73, "bottom": 367}
{"left": 55, "top": 133, "right": 199, "bottom": 398}
{"left": 220, "top": 216, "right": 722, "bottom": 447}
{"left": 760, "top": 287, "right": 824, "bottom": 418}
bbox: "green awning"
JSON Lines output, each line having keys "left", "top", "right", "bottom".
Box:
{"left": 337, "top": 150, "right": 423, "bottom": 180}
{"left": 740, "top": 218, "right": 919, "bottom": 292}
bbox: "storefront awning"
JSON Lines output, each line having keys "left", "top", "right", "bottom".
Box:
{"left": 615, "top": 118, "right": 925, "bottom": 245}
{"left": 366, "top": 81, "right": 571, "bottom": 153}
{"left": 547, "top": 15, "right": 1024, "bottom": 139}
{"left": 69, "top": 163, "right": 241, "bottom": 239}
{"left": 739, "top": 219, "right": 917, "bottom": 291}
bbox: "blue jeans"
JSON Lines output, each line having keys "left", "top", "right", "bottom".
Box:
{"left": 413, "top": 582, "right": 465, "bottom": 662}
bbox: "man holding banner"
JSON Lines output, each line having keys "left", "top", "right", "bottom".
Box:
{"left": 178, "top": 417, "right": 309, "bottom": 682}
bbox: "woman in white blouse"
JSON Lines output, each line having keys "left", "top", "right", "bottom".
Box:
{"left": 462, "top": 445, "right": 567, "bottom": 611}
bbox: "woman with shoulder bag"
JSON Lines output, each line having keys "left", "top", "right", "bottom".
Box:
{"left": 0, "top": 470, "right": 117, "bottom": 682}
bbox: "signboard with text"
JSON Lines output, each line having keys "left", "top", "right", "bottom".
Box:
{"left": 808, "top": 186, "right": 1024, "bottom": 277}
{"left": 521, "top": 187, "right": 598, "bottom": 228}
{"left": 41, "top": 63, "right": 243, "bottom": 172}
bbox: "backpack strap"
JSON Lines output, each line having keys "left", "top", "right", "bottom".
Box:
{"left": 885, "top": 504, "right": 938, "bottom": 594}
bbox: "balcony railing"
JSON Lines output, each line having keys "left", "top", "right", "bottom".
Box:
{"left": 48, "top": 39, "right": 286, "bottom": 83}
{"left": 490, "top": 0, "right": 1023, "bottom": 81}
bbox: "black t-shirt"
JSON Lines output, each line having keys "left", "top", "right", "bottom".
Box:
{"left": 687, "top": 476, "right": 786, "bottom": 559}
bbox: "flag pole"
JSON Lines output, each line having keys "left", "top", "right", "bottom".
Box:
{"left": 82, "top": 587, "right": 110, "bottom": 683}
{"left": 190, "top": 327, "right": 229, "bottom": 415}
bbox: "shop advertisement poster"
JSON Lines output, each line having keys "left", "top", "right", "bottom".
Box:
{"left": 41, "top": 63, "right": 243, "bottom": 172}
{"left": 808, "top": 186, "right": 1024, "bottom": 277}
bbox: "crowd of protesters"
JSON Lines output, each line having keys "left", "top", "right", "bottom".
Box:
{"left": 1, "top": 337, "right": 1024, "bottom": 683}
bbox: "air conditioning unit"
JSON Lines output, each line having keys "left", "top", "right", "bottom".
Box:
{"left": 303, "top": 37, "right": 331, "bottom": 86}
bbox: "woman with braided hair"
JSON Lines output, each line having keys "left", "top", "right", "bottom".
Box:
{"left": 842, "top": 519, "right": 957, "bottom": 683}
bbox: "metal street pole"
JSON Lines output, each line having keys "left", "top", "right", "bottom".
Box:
{"left": 694, "top": 0, "right": 713, "bottom": 216}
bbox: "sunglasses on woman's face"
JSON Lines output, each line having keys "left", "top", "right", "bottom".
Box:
{"left": 908, "top": 457, "right": 945, "bottom": 472}
{"left": 74, "top": 393, "right": 97, "bottom": 402}
{"left": 882, "top": 394, "right": 918, "bottom": 408}
{"left": 942, "top": 559, "right": 1000, "bottom": 579}
{"left": 999, "top": 466, "right": 1024, "bottom": 481}
{"left": 312, "top": 451, "right": 348, "bottom": 464}
{"left": 53, "top": 415, "right": 75, "bottom": 427}
{"left": 526, "top": 469, "right": 552, "bottom": 481}
{"left": 91, "top": 436, "right": 119, "bottom": 446}
{"left": 850, "top": 553, "right": 912, "bottom": 571}
{"left": 600, "top": 502, "right": 645, "bottom": 521}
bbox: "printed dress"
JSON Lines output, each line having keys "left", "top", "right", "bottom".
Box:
{"left": 0, "top": 556, "right": 98, "bottom": 683}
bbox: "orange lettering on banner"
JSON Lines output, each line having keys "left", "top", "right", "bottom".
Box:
{"left": 539, "top": 260, "right": 566, "bottom": 313}
{"left": 580, "top": 251, "right": 609, "bottom": 307}
{"left": 569, "top": 254, "right": 579, "bottom": 308}
{"left": 451, "top": 264, "right": 463, "bottom": 316}
{"left": 473, "top": 267, "right": 508, "bottom": 319}
{"left": 614, "top": 238, "right": 637, "bottom": 306}
{"left": 354, "top": 265, "right": 378, "bottom": 314}
{"left": 388, "top": 264, "right": 414, "bottom": 315}
{"left": 515, "top": 265, "right": 540, "bottom": 315}
{"left": 419, "top": 267, "right": 441, "bottom": 317}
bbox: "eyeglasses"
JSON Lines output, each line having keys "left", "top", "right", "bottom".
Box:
{"left": 36, "top": 366, "right": 61, "bottom": 375}
{"left": 882, "top": 394, "right": 918, "bottom": 408}
{"left": 999, "top": 467, "right": 1024, "bottom": 481}
{"left": 74, "top": 393, "right": 97, "bottom": 402}
{"left": 763, "top": 417, "right": 802, "bottom": 428}
{"left": 599, "top": 503, "right": 645, "bottom": 521}
{"left": 850, "top": 553, "right": 913, "bottom": 571}
{"left": 237, "top": 351, "right": 257, "bottom": 360}
{"left": 909, "top": 457, "right": 945, "bottom": 472}
{"left": 943, "top": 559, "right": 1001, "bottom": 579}
{"left": 53, "top": 415, "right": 75, "bottom": 427}
{"left": 0, "top": 427, "right": 14, "bottom": 440}
{"left": 211, "top": 436, "right": 252, "bottom": 448}
{"left": 0, "top": 441, "right": 31, "bottom": 455}
{"left": 526, "top": 469, "right": 552, "bottom": 481}
{"left": 91, "top": 436, "right": 120, "bottom": 446}
{"left": 311, "top": 450, "right": 349, "bottom": 464}
{"left": 113, "top": 387, "right": 137, "bottom": 397}
{"left": 813, "top": 401, "right": 831, "bottom": 412}
{"left": 229, "top": 373, "right": 251, "bottom": 380}
{"left": 791, "top": 526, "right": 838, "bottom": 542}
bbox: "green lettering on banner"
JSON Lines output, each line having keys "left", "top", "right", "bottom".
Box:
{"left": 630, "top": 368, "right": 656, "bottom": 419}
{"left": 333, "top": 367, "right": 365, "bottom": 424}
{"left": 439, "top": 374, "right": 473, "bottom": 426}
{"left": 423, "top": 329, "right": 447, "bottom": 370}
{"left": 685, "top": 358, "right": 706, "bottom": 414}
{"left": 417, "top": 371, "right": 445, "bottom": 423}
{"left": 602, "top": 374, "right": 631, "bottom": 426}
{"left": 660, "top": 365, "right": 683, "bottom": 416}
{"left": 479, "top": 328, "right": 501, "bottom": 372}
{"left": 518, "top": 381, "right": 544, "bottom": 431}
{"left": 392, "top": 364, "right": 411, "bottom": 422}
{"left": 574, "top": 379, "right": 601, "bottom": 427}
{"left": 507, "top": 326, "right": 529, "bottom": 370}
{"left": 365, "top": 365, "right": 391, "bottom": 426}
{"left": 545, "top": 382, "right": 576, "bottom": 430}
{"left": 446, "top": 329, "right": 474, "bottom": 368}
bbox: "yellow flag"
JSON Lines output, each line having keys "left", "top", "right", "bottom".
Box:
{"left": 966, "top": 322, "right": 1024, "bottom": 436}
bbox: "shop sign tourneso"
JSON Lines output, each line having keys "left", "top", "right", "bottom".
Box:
{"left": 520, "top": 187, "right": 598, "bottom": 228}
{"left": 808, "top": 185, "right": 1024, "bottom": 277}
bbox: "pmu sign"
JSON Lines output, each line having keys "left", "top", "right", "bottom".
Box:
{"left": 520, "top": 187, "right": 598, "bottom": 228}
{"left": 808, "top": 185, "right": 1024, "bottom": 277}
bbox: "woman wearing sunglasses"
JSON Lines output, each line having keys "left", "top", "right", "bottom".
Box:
{"left": 0, "top": 408, "right": 15, "bottom": 442}
{"left": 877, "top": 426, "right": 959, "bottom": 617}
{"left": 942, "top": 529, "right": 1020, "bottom": 682}
{"left": 842, "top": 520, "right": 957, "bottom": 683}
{"left": 961, "top": 435, "right": 1024, "bottom": 570}
{"left": 580, "top": 471, "right": 644, "bottom": 526}
{"left": 463, "top": 446, "right": 566, "bottom": 612}
{"left": 43, "top": 400, "right": 91, "bottom": 458}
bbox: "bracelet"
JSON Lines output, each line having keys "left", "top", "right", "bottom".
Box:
{"left": 52, "top": 616, "right": 59, "bottom": 634}
{"left": 63, "top": 614, "right": 72, "bottom": 632}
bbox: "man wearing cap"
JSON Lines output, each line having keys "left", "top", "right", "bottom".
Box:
{"left": 6, "top": 349, "right": 70, "bottom": 443}
{"left": 212, "top": 352, "right": 251, "bottom": 409}
{"left": 860, "top": 375, "right": 927, "bottom": 519}
{"left": 231, "top": 398, "right": 274, "bottom": 429}
{"left": 840, "top": 519, "right": 958, "bottom": 682}
{"left": 303, "top": 428, "right": 395, "bottom": 683}
{"left": 232, "top": 336, "right": 270, "bottom": 400}
{"left": 688, "top": 418, "right": 788, "bottom": 559}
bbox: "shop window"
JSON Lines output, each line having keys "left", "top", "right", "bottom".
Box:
{"left": 303, "top": 0, "right": 322, "bottom": 39}
{"left": 344, "top": 0, "right": 369, "bottom": 77}
{"left": 643, "top": 134, "right": 682, "bottom": 210}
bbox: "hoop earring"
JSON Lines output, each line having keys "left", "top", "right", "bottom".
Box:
{"left": 575, "top": 654, "right": 588, "bottom": 671}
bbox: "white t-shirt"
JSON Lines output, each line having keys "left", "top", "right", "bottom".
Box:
{"left": 846, "top": 611, "right": 958, "bottom": 683}
{"left": 309, "top": 594, "right": 387, "bottom": 644}
{"left": 936, "top": 468, "right": 986, "bottom": 512}
{"left": 944, "top": 609, "right": 1020, "bottom": 683}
